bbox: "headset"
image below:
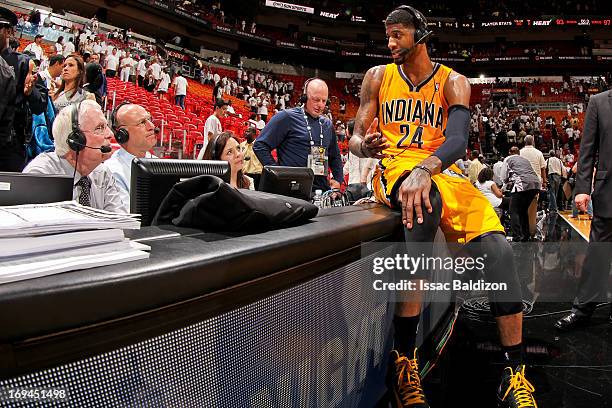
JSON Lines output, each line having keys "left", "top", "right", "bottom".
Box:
{"left": 67, "top": 102, "right": 87, "bottom": 153}
{"left": 67, "top": 101, "right": 112, "bottom": 154}
{"left": 391, "top": 5, "right": 433, "bottom": 55}
{"left": 300, "top": 77, "right": 320, "bottom": 105}
{"left": 110, "top": 100, "right": 132, "bottom": 144}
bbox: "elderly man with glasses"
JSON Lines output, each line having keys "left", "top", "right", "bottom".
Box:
{"left": 105, "top": 103, "right": 158, "bottom": 210}
{"left": 24, "top": 100, "right": 127, "bottom": 213}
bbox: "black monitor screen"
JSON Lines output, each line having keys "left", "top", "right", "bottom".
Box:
{"left": 0, "top": 172, "right": 73, "bottom": 206}
{"left": 258, "top": 166, "right": 314, "bottom": 201}
{"left": 131, "top": 159, "right": 230, "bottom": 226}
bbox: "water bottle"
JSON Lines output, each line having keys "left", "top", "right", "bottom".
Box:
{"left": 313, "top": 189, "right": 323, "bottom": 208}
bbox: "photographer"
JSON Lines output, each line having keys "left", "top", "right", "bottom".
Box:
{"left": 0, "top": 7, "right": 47, "bottom": 171}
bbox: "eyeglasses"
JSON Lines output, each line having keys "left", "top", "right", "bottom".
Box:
{"left": 83, "top": 123, "right": 111, "bottom": 136}
{"left": 121, "top": 116, "right": 153, "bottom": 128}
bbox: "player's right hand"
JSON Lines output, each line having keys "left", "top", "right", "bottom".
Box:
{"left": 362, "top": 118, "right": 389, "bottom": 159}
{"left": 398, "top": 168, "right": 433, "bottom": 229}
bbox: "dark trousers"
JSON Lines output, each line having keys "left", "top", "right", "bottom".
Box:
{"left": 548, "top": 174, "right": 562, "bottom": 210}
{"left": 510, "top": 189, "right": 539, "bottom": 242}
{"left": 138, "top": 75, "right": 144, "bottom": 87}
{"left": 573, "top": 216, "right": 612, "bottom": 314}
{"left": 175, "top": 95, "right": 186, "bottom": 109}
{"left": 106, "top": 69, "right": 116, "bottom": 78}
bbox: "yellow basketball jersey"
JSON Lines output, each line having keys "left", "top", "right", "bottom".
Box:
{"left": 378, "top": 62, "right": 452, "bottom": 162}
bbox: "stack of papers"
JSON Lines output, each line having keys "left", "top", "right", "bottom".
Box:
{"left": 0, "top": 202, "right": 150, "bottom": 284}
{"left": 0, "top": 201, "right": 141, "bottom": 237}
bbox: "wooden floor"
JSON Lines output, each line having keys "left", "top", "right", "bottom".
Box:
{"left": 558, "top": 210, "right": 591, "bottom": 241}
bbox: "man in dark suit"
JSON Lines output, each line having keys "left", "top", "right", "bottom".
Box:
{"left": 556, "top": 89, "right": 612, "bottom": 330}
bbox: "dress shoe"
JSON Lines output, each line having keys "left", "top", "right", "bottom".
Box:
{"left": 555, "top": 311, "right": 591, "bottom": 331}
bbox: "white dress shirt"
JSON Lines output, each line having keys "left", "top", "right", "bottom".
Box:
{"left": 137, "top": 59, "right": 147, "bottom": 77}
{"left": 519, "top": 145, "right": 546, "bottom": 183}
{"left": 105, "top": 149, "right": 154, "bottom": 211}
{"left": 23, "top": 152, "right": 128, "bottom": 213}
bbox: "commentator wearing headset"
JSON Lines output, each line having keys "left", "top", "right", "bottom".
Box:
{"left": 105, "top": 102, "right": 158, "bottom": 210}
{"left": 23, "top": 100, "right": 128, "bottom": 213}
{"left": 253, "top": 78, "right": 343, "bottom": 193}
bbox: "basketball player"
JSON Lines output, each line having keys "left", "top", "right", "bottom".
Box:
{"left": 349, "top": 6, "right": 537, "bottom": 408}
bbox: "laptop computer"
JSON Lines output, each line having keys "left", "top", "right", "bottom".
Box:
{"left": 0, "top": 172, "right": 74, "bottom": 206}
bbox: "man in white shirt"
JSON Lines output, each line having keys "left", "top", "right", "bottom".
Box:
{"left": 62, "top": 37, "right": 75, "bottom": 57}
{"left": 136, "top": 56, "right": 147, "bottom": 87}
{"left": 520, "top": 135, "right": 546, "bottom": 185}
{"left": 197, "top": 99, "right": 228, "bottom": 159}
{"left": 92, "top": 39, "right": 101, "bottom": 55}
{"left": 248, "top": 95, "right": 257, "bottom": 113}
{"left": 257, "top": 97, "right": 269, "bottom": 122}
{"left": 120, "top": 53, "right": 134, "bottom": 82}
{"left": 545, "top": 149, "right": 566, "bottom": 211}
{"left": 105, "top": 103, "right": 157, "bottom": 209}
{"left": 39, "top": 54, "right": 64, "bottom": 90}
{"left": 149, "top": 58, "right": 161, "bottom": 81}
{"left": 343, "top": 119, "right": 376, "bottom": 188}
{"left": 493, "top": 156, "right": 505, "bottom": 186}
{"left": 157, "top": 70, "right": 171, "bottom": 96}
{"left": 172, "top": 71, "right": 188, "bottom": 109}
{"left": 105, "top": 48, "right": 119, "bottom": 78}
{"left": 24, "top": 34, "right": 44, "bottom": 61}
{"left": 520, "top": 135, "right": 546, "bottom": 237}
{"left": 23, "top": 100, "right": 127, "bottom": 213}
{"left": 248, "top": 114, "right": 266, "bottom": 131}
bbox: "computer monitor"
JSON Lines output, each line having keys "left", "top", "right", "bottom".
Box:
{"left": 258, "top": 166, "right": 314, "bottom": 201}
{"left": 0, "top": 172, "right": 73, "bottom": 206}
{"left": 131, "top": 158, "right": 230, "bottom": 226}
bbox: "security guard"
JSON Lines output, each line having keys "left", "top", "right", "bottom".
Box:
{"left": 0, "top": 7, "right": 46, "bottom": 171}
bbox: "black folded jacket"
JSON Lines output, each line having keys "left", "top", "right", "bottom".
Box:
{"left": 152, "top": 175, "right": 318, "bottom": 232}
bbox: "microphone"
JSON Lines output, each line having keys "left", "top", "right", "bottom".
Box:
{"left": 83, "top": 144, "right": 112, "bottom": 154}
{"left": 70, "top": 139, "right": 112, "bottom": 154}
{"left": 392, "top": 33, "right": 432, "bottom": 60}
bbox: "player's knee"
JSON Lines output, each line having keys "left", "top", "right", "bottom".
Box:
{"left": 470, "top": 232, "right": 512, "bottom": 267}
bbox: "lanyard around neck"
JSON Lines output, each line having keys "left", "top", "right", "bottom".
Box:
{"left": 301, "top": 108, "right": 324, "bottom": 146}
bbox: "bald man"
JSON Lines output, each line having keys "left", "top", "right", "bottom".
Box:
{"left": 105, "top": 103, "right": 157, "bottom": 210}
{"left": 253, "top": 78, "right": 343, "bottom": 193}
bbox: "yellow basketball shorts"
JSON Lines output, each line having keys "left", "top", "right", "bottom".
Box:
{"left": 372, "top": 156, "right": 504, "bottom": 243}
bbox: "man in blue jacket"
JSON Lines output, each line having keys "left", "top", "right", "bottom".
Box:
{"left": 253, "top": 78, "right": 343, "bottom": 193}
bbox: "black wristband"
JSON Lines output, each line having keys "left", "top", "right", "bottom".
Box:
{"left": 413, "top": 165, "right": 432, "bottom": 177}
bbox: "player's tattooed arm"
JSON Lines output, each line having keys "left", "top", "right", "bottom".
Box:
{"left": 350, "top": 65, "right": 389, "bottom": 158}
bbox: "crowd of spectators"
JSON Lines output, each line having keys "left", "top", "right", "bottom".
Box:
{"left": 8, "top": 4, "right": 612, "bottom": 214}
